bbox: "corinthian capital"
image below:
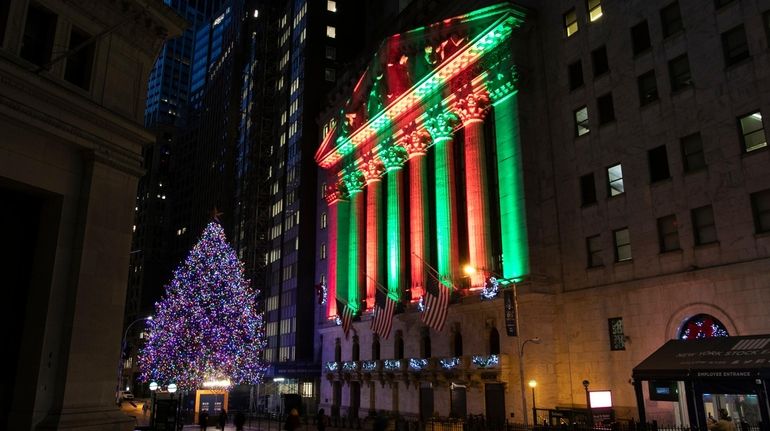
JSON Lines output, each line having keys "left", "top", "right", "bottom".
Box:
{"left": 342, "top": 170, "right": 366, "bottom": 194}
{"left": 362, "top": 157, "right": 385, "bottom": 183}
{"left": 403, "top": 129, "right": 432, "bottom": 158}
{"left": 455, "top": 93, "right": 490, "bottom": 124}
{"left": 381, "top": 145, "right": 408, "bottom": 171}
{"left": 423, "top": 110, "right": 459, "bottom": 141}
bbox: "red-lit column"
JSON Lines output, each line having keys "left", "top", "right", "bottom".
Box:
{"left": 344, "top": 170, "right": 366, "bottom": 313}
{"left": 457, "top": 93, "right": 494, "bottom": 288}
{"left": 324, "top": 181, "right": 349, "bottom": 318}
{"left": 382, "top": 145, "right": 408, "bottom": 300}
{"left": 363, "top": 159, "right": 385, "bottom": 309}
{"left": 424, "top": 110, "right": 460, "bottom": 284}
{"left": 404, "top": 130, "right": 432, "bottom": 300}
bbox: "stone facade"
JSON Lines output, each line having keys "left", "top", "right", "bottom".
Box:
{"left": 0, "top": 1, "right": 183, "bottom": 429}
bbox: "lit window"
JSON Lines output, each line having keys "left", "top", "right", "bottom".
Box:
{"left": 320, "top": 243, "right": 327, "bottom": 260}
{"left": 613, "top": 227, "right": 632, "bottom": 262}
{"left": 657, "top": 214, "right": 680, "bottom": 253}
{"left": 607, "top": 164, "right": 624, "bottom": 196}
{"left": 321, "top": 212, "right": 328, "bottom": 229}
{"left": 327, "top": 0, "right": 336, "bottom": 12}
{"left": 679, "top": 314, "right": 729, "bottom": 339}
{"left": 739, "top": 111, "right": 767, "bottom": 152}
{"left": 608, "top": 318, "right": 625, "bottom": 351}
{"left": 326, "top": 25, "right": 336, "bottom": 38}
{"left": 587, "top": 0, "right": 603, "bottom": 21}
{"left": 574, "top": 106, "right": 589, "bottom": 137}
{"left": 564, "top": 8, "right": 578, "bottom": 37}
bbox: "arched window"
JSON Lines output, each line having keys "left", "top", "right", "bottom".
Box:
{"left": 395, "top": 331, "right": 404, "bottom": 359}
{"left": 334, "top": 338, "right": 342, "bottom": 362}
{"left": 352, "top": 336, "right": 360, "bottom": 361}
{"left": 372, "top": 335, "right": 380, "bottom": 360}
{"left": 453, "top": 331, "right": 463, "bottom": 356}
{"left": 422, "top": 334, "right": 432, "bottom": 358}
{"left": 489, "top": 328, "right": 500, "bottom": 354}
{"left": 679, "top": 314, "right": 729, "bottom": 340}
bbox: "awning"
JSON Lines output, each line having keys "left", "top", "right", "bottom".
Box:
{"left": 633, "top": 335, "right": 770, "bottom": 380}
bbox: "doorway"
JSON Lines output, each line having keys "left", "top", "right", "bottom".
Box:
{"left": 450, "top": 385, "right": 467, "bottom": 419}
{"left": 485, "top": 383, "right": 506, "bottom": 427}
{"left": 420, "top": 384, "right": 434, "bottom": 421}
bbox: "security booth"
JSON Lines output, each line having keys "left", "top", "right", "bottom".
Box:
{"left": 632, "top": 335, "right": 770, "bottom": 431}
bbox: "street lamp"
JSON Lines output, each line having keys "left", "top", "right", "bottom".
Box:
{"left": 529, "top": 379, "right": 538, "bottom": 426}
{"left": 116, "top": 316, "right": 152, "bottom": 404}
{"left": 583, "top": 380, "right": 593, "bottom": 426}
{"left": 519, "top": 337, "right": 541, "bottom": 426}
{"left": 149, "top": 381, "right": 158, "bottom": 428}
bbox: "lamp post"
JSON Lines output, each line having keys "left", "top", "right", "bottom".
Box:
{"left": 529, "top": 379, "right": 538, "bottom": 426}
{"left": 116, "top": 315, "right": 152, "bottom": 404}
{"left": 149, "top": 381, "right": 158, "bottom": 428}
{"left": 583, "top": 380, "right": 593, "bottom": 427}
{"left": 518, "top": 337, "right": 541, "bottom": 426}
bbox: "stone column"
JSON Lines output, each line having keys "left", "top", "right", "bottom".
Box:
{"left": 424, "top": 110, "right": 460, "bottom": 284}
{"left": 344, "top": 170, "right": 366, "bottom": 314}
{"left": 381, "top": 145, "right": 408, "bottom": 299}
{"left": 363, "top": 158, "right": 385, "bottom": 309}
{"left": 403, "top": 130, "right": 432, "bottom": 300}
{"left": 324, "top": 181, "right": 350, "bottom": 318}
{"left": 456, "top": 93, "right": 494, "bottom": 287}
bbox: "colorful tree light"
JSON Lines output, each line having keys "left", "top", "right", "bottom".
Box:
{"left": 138, "top": 221, "right": 267, "bottom": 390}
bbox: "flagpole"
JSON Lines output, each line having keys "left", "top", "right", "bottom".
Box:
{"left": 411, "top": 252, "right": 451, "bottom": 286}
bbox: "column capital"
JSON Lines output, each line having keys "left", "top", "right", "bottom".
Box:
{"left": 342, "top": 170, "right": 366, "bottom": 194}
{"left": 455, "top": 92, "right": 490, "bottom": 124}
{"left": 403, "top": 129, "right": 432, "bottom": 158}
{"left": 324, "top": 181, "right": 349, "bottom": 205}
{"left": 382, "top": 145, "right": 408, "bottom": 172}
{"left": 423, "top": 110, "right": 459, "bottom": 141}
{"left": 487, "top": 64, "right": 518, "bottom": 104}
{"left": 362, "top": 157, "right": 385, "bottom": 183}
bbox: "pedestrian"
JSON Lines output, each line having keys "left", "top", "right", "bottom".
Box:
{"left": 708, "top": 409, "right": 736, "bottom": 431}
{"left": 218, "top": 409, "right": 228, "bottom": 430}
{"left": 316, "top": 408, "right": 329, "bottom": 431}
{"left": 142, "top": 402, "right": 149, "bottom": 417}
{"left": 199, "top": 411, "right": 209, "bottom": 431}
{"left": 284, "top": 408, "right": 301, "bottom": 431}
{"left": 234, "top": 411, "right": 246, "bottom": 431}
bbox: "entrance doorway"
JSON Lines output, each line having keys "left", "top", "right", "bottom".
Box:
{"left": 350, "top": 382, "right": 360, "bottom": 419}
{"left": 419, "top": 384, "right": 434, "bottom": 421}
{"left": 485, "top": 383, "right": 506, "bottom": 427}
{"left": 703, "top": 393, "right": 761, "bottom": 428}
{"left": 450, "top": 385, "right": 467, "bottom": 419}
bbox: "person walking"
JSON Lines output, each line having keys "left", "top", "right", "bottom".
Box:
{"left": 234, "top": 411, "right": 246, "bottom": 431}
{"left": 315, "top": 408, "right": 329, "bottom": 431}
{"left": 199, "top": 411, "right": 209, "bottom": 431}
{"left": 218, "top": 409, "right": 228, "bottom": 430}
{"left": 284, "top": 408, "right": 301, "bottom": 431}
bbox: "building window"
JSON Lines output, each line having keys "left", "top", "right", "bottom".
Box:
{"left": 613, "top": 228, "right": 632, "bottom": 262}
{"left": 679, "top": 314, "right": 729, "bottom": 340}
{"left": 575, "top": 106, "right": 589, "bottom": 137}
{"left": 657, "top": 215, "right": 680, "bottom": 253}
{"left": 597, "top": 93, "right": 615, "bottom": 124}
{"left": 580, "top": 173, "right": 597, "bottom": 206}
{"left": 637, "top": 70, "right": 658, "bottom": 106}
{"left": 692, "top": 205, "right": 717, "bottom": 245}
{"left": 660, "top": 1, "right": 683, "bottom": 38}
{"left": 607, "top": 164, "right": 624, "bottom": 196}
{"left": 668, "top": 54, "right": 692, "bottom": 92}
{"left": 325, "top": 68, "right": 336, "bottom": 82}
{"left": 64, "top": 26, "right": 95, "bottom": 90}
{"left": 681, "top": 132, "right": 706, "bottom": 172}
{"left": 321, "top": 212, "right": 328, "bottom": 229}
{"left": 320, "top": 243, "right": 327, "bottom": 260}
{"left": 20, "top": 3, "right": 58, "bottom": 67}
{"left": 587, "top": 0, "right": 603, "bottom": 21}
{"left": 327, "top": 0, "right": 337, "bottom": 12}
{"left": 591, "top": 45, "right": 609, "bottom": 77}
{"left": 568, "top": 60, "right": 584, "bottom": 90}
{"left": 648, "top": 145, "right": 670, "bottom": 183}
{"left": 587, "top": 234, "right": 603, "bottom": 267}
{"left": 326, "top": 25, "right": 336, "bottom": 38}
{"left": 751, "top": 189, "right": 770, "bottom": 234}
{"left": 722, "top": 25, "right": 749, "bottom": 67}
{"left": 325, "top": 45, "right": 336, "bottom": 60}
{"left": 631, "top": 20, "right": 651, "bottom": 56}
{"left": 739, "top": 111, "right": 767, "bottom": 153}
{"left": 608, "top": 318, "right": 625, "bottom": 351}
{"left": 564, "top": 8, "right": 578, "bottom": 37}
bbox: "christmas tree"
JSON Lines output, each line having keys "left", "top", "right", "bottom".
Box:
{"left": 138, "top": 221, "right": 266, "bottom": 390}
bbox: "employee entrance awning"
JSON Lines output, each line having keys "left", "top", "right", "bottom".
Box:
{"left": 633, "top": 334, "right": 770, "bottom": 380}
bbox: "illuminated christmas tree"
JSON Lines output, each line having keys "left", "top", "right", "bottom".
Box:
{"left": 139, "top": 220, "right": 266, "bottom": 390}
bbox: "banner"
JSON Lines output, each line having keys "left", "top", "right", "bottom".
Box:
{"left": 503, "top": 289, "right": 518, "bottom": 336}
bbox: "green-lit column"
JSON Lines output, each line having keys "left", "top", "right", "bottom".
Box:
{"left": 381, "top": 145, "right": 408, "bottom": 299}
{"left": 343, "top": 170, "right": 366, "bottom": 314}
{"left": 327, "top": 181, "right": 351, "bottom": 313}
{"left": 424, "top": 111, "right": 460, "bottom": 285}
{"left": 490, "top": 85, "right": 529, "bottom": 280}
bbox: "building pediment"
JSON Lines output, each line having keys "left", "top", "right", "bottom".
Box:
{"left": 315, "top": 3, "right": 526, "bottom": 172}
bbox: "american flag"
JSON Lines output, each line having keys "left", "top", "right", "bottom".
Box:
{"left": 421, "top": 273, "right": 450, "bottom": 331}
{"left": 370, "top": 288, "right": 396, "bottom": 339}
{"left": 337, "top": 299, "right": 354, "bottom": 338}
